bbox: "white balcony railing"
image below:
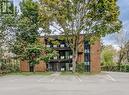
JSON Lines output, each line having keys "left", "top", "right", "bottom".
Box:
{"left": 60, "top": 44, "right": 65, "bottom": 47}
{"left": 53, "top": 56, "right": 58, "bottom": 59}
{"left": 53, "top": 45, "right": 57, "bottom": 48}
{"left": 46, "top": 44, "right": 50, "bottom": 48}
{"left": 70, "top": 55, "right": 73, "bottom": 59}
{"left": 61, "top": 56, "right": 65, "bottom": 59}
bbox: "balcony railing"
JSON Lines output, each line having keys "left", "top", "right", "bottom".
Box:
{"left": 49, "top": 58, "right": 72, "bottom": 63}
{"left": 46, "top": 44, "right": 71, "bottom": 51}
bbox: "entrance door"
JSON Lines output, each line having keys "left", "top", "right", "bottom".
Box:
{"left": 29, "top": 65, "right": 34, "bottom": 72}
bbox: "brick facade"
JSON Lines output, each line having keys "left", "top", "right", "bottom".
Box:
{"left": 34, "top": 61, "right": 46, "bottom": 72}
{"left": 20, "top": 60, "right": 29, "bottom": 72}
{"left": 90, "top": 41, "right": 101, "bottom": 72}
{"left": 20, "top": 36, "right": 101, "bottom": 73}
{"left": 20, "top": 61, "right": 46, "bottom": 72}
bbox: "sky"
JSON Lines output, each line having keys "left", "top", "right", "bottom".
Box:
{"left": 13, "top": 0, "right": 129, "bottom": 47}
{"left": 102, "top": 0, "right": 129, "bottom": 46}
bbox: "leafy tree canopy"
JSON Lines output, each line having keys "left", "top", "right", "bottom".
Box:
{"left": 38, "top": 0, "right": 122, "bottom": 72}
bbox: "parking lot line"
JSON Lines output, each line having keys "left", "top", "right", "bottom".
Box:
{"left": 50, "top": 77, "right": 56, "bottom": 82}
{"left": 50, "top": 72, "right": 60, "bottom": 82}
{"left": 106, "top": 75, "right": 116, "bottom": 82}
{"left": 74, "top": 75, "right": 82, "bottom": 82}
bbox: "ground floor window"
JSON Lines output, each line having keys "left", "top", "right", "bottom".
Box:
{"left": 47, "top": 63, "right": 72, "bottom": 72}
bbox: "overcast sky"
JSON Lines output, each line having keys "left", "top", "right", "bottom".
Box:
{"left": 13, "top": 0, "right": 129, "bottom": 47}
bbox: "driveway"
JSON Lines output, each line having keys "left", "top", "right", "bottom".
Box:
{"left": 0, "top": 72, "right": 129, "bottom": 95}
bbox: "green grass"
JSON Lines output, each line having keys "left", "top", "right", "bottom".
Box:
{"left": 60, "top": 71, "right": 100, "bottom": 76}
{"left": 2, "top": 71, "right": 101, "bottom": 77}
{"left": 60, "top": 71, "right": 73, "bottom": 75}
{"left": 7, "top": 72, "right": 53, "bottom": 76}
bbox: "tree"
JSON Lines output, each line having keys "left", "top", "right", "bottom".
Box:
{"left": 101, "top": 45, "right": 116, "bottom": 66}
{"left": 113, "top": 29, "right": 129, "bottom": 70}
{"left": 20, "top": 42, "right": 57, "bottom": 72}
{"left": 10, "top": 0, "right": 57, "bottom": 71}
{"left": 0, "top": 1, "right": 17, "bottom": 64}
{"left": 38, "top": 0, "right": 121, "bottom": 72}
{"left": 11, "top": 0, "right": 39, "bottom": 58}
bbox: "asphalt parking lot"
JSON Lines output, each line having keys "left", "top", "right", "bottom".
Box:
{"left": 0, "top": 72, "right": 129, "bottom": 95}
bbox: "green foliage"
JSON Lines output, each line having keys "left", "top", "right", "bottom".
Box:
{"left": 47, "top": 37, "right": 60, "bottom": 46}
{"left": 39, "top": 0, "right": 121, "bottom": 39}
{"left": 101, "top": 45, "right": 116, "bottom": 66}
{"left": 39, "top": 0, "right": 122, "bottom": 72}
{"left": 0, "top": 59, "right": 20, "bottom": 73}
{"left": 10, "top": 0, "right": 57, "bottom": 67}
{"left": 14, "top": 0, "right": 40, "bottom": 44}
{"left": 102, "top": 64, "right": 129, "bottom": 72}
{"left": 20, "top": 0, "right": 39, "bottom": 24}
{"left": 102, "top": 50, "right": 114, "bottom": 65}
{"left": 76, "top": 63, "right": 85, "bottom": 73}
{"left": 11, "top": 42, "right": 58, "bottom": 67}
{"left": 39, "top": 48, "right": 58, "bottom": 63}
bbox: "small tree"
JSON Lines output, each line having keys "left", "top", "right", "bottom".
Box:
{"left": 21, "top": 43, "right": 57, "bottom": 72}
{"left": 101, "top": 45, "right": 116, "bottom": 70}
{"left": 12, "top": 42, "right": 57, "bottom": 71}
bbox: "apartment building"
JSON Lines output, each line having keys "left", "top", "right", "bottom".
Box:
{"left": 20, "top": 35, "right": 101, "bottom": 73}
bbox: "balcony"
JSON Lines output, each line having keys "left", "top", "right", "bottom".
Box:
{"left": 46, "top": 43, "right": 71, "bottom": 51}
{"left": 49, "top": 58, "right": 72, "bottom": 63}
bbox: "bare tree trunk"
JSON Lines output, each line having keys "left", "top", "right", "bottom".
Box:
{"left": 72, "top": 51, "right": 78, "bottom": 73}
{"left": 117, "top": 51, "right": 124, "bottom": 71}
{"left": 118, "top": 61, "right": 121, "bottom": 71}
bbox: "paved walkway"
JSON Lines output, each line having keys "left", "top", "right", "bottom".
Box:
{"left": 0, "top": 72, "right": 129, "bottom": 95}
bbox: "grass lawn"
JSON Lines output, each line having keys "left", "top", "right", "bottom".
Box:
{"left": 6, "top": 72, "right": 53, "bottom": 76}
{"left": 60, "top": 71, "right": 95, "bottom": 76}
{"left": 1, "top": 71, "right": 100, "bottom": 77}
{"left": 60, "top": 72, "right": 99, "bottom": 76}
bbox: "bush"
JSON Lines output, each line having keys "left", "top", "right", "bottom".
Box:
{"left": 76, "top": 63, "right": 85, "bottom": 73}
{"left": 120, "top": 64, "right": 129, "bottom": 72}
{"left": 101, "top": 64, "right": 129, "bottom": 72}
{"left": 0, "top": 59, "right": 20, "bottom": 73}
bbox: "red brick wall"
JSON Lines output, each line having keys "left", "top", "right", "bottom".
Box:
{"left": 20, "top": 60, "right": 29, "bottom": 72}
{"left": 20, "top": 61, "right": 47, "bottom": 72}
{"left": 20, "top": 38, "right": 47, "bottom": 72}
{"left": 77, "top": 53, "right": 84, "bottom": 63}
{"left": 34, "top": 61, "right": 46, "bottom": 72}
{"left": 90, "top": 40, "right": 101, "bottom": 73}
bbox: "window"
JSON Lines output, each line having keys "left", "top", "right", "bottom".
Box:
{"left": 84, "top": 41, "right": 90, "bottom": 72}
{"left": 60, "top": 51, "right": 65, "bottom": 59}
{"left": 59, "top": 51, "right": 72, "bottom": 59}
